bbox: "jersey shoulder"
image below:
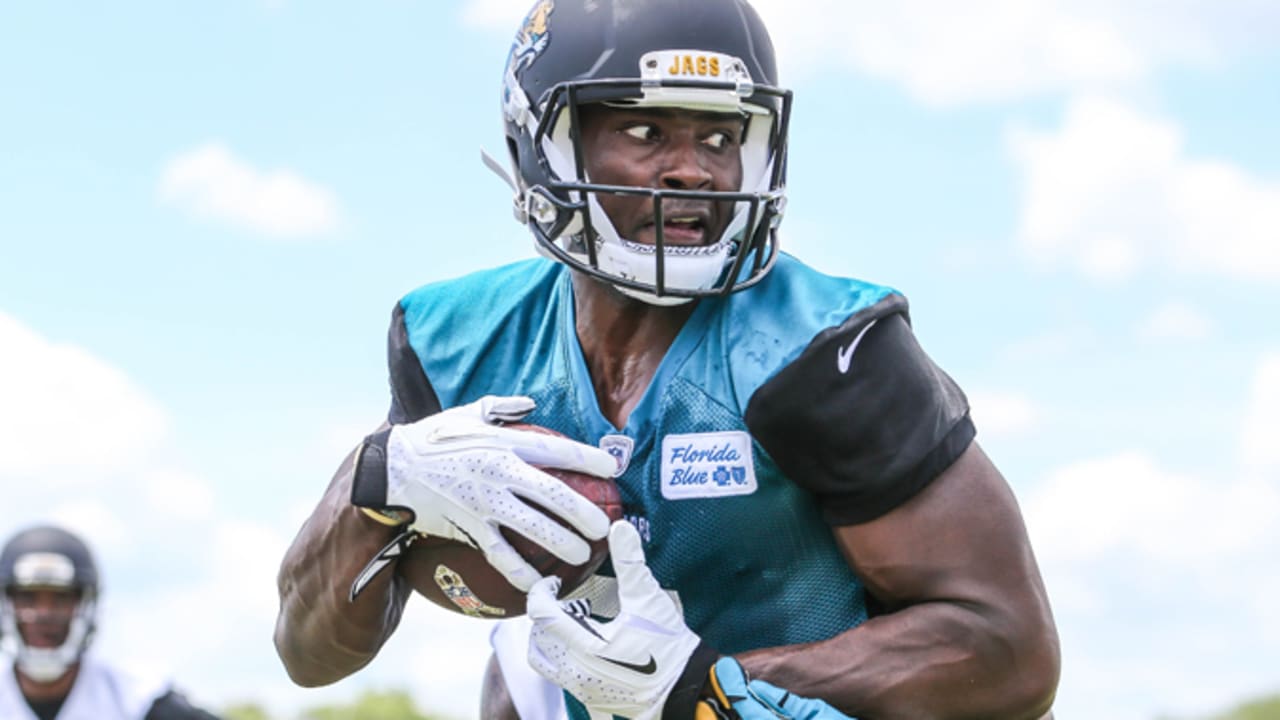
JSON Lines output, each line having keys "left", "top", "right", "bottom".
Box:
{"left": 718, "top": 253, "right": 906, "bottom": 397}
{"left": 394, "top": 258, "right": 567, "bottom": 411}
{"left": 398, "top": 257, "right": 562, "bottom": 326}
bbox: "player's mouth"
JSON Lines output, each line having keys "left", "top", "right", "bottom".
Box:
{"left": 634, "top": 210, "right": 714, "bottom": 246}
{"left": 20, "top": 624, "right": 69, "bottom": 648}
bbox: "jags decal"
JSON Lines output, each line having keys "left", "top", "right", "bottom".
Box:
{"left": 508, "top": 0, "right": 555, "bottom": 77}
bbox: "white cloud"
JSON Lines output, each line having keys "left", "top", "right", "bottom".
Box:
{"left": 1010, "top": 96, "right": 1280, "bottom": 280}
{"left": 98, "top": 519, "right": 294, "bottom": 702}
{"left": 998, "top": 324, "right": 1098, "bottom": 365}
{"left": 141, "top": 468, "right": 217, "bottom": 521}
{"left": 1024, "top": 351, "right": 1280, "bottom": 719}
{"left": 47, "top": 502, "right": 133, "bottom": 557}
{"left": 968, "top": 389, "right": 1039, "bottom": 437}
{"left": 755, "top": 0, "right": 1144, "bottom": 105}
{"left": 461, "top": 0, "right": 1276, "bottom": 105}
{"left": 1028, "top": 450, "right": 1280, "bottom": 718}
{"left": 1139, "top": 301, "right": 1213, "bottom": 341}
{"left": 159, "top": 143, "right": 340, "bottom": 239}
{"left": 1027, "top": 452, "right": 1277, "bottom": 569}
{"left": 460, "top": 0, "right": 528, "bottom": 28}
{"left": 1240, "top": 352, "right": 1280, "bottom": 474}
{"left": 0, "top": 312, "right": 168, "bottom": 481}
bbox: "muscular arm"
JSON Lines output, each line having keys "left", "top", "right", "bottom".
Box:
{"left": 738, "top": 442, "right": 1059, "bottom": 719}
{"left": 273, "top": 424, "right": 413, "bottom": 687}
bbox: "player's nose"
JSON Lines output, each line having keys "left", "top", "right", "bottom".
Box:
{"left": 659, "top": 137, "right": 713, "bottom": 190}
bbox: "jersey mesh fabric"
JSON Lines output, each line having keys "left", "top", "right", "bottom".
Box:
{"left": 395, "top": 257, "right": 907, "bottom": 720}
{"left": 552, "top": 377, "right": 866, "bottom": 720}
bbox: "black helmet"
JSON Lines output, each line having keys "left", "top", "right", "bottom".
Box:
{"left": 1, "top": 525, "right": 100, "bottom": 681}
{"left": 499, "top": 0, "right": 791, "bottom": 304}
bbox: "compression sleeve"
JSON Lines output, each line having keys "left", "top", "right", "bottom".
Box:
{"left": 744, "top": 306, "right": 974, "bottom": 525}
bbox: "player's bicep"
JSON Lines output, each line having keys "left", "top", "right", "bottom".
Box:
{"left": 833, "top": 442, "right": 1035, "bottom": 609}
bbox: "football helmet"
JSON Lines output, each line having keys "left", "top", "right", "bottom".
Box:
{"left": 499, "top": 0, "right": 791, "bottom": 305}
{"left": 0, "top": 525, "right": 99, "bottom": 682}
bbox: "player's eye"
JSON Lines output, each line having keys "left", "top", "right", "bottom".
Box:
{"left": 622, "top": 124, "right": 659, "bottom": 141}
{"left": 702, "top": 130, "right": 734, "bottom": 150}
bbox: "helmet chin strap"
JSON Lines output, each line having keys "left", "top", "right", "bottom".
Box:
{"left": 16, "top": 647, "right": 78, "bottom": 683}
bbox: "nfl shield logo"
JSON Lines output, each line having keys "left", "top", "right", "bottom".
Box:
{"left": 599, "top": 434, "right": 634, "bottom": 477}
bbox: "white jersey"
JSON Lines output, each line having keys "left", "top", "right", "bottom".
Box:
{"left": 0, "top": 654, "right": 169, "bottom": 720}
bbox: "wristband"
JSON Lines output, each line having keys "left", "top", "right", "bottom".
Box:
{"left": 663, "top": 641, "right": 722, "bottom": 720}
{"left": 350, "top": 428, "right": 392, "bottom": 508}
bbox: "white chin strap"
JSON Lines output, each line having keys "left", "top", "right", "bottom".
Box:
{"left": 16, "top": 646, "right": 78, "bottom": 683}
{"left": 1, "top": 595, "right": 96, "bottom": 683}
{"left": 584, "top": 194, "right": 733, "bottom": 306}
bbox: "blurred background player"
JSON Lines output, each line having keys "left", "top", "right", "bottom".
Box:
{"left": 274, "top": 0, "right": 1060, "bottom": 718}
{"left": 0, "top": 525, "right": 221, "bottom": 720}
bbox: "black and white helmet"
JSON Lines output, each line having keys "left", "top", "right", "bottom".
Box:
{"left": 0, "top": 525, "right": 100, "bottom": 682}
{"left": 499, "top": 0, "right": 791, "bottom": 305}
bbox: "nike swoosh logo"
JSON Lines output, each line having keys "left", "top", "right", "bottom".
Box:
{"left": 836, "top": 319, "right": 879, "bottom": 374}
{"left": 596, "top": 653, "right": 657, "bottom": 675}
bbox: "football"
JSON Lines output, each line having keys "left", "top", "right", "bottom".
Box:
{"left": 397, "top": 423, "right": 623, "bottom": 618}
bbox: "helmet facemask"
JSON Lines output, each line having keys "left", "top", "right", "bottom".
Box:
{"left": 1, "top": 590, "right": 97, "bottom": 682}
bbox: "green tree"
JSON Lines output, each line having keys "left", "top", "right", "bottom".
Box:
{"left": 1159, "top": 691, "right": 1280, "bottom": 720}
{"left": 222, "top": 703, "right": 274, "bottom": 720}
{"left": 300, "top": 689, "right": 446, "bottom": 720}
{"left": 1208, "top": 693, "right": 1280, "bottom": 720}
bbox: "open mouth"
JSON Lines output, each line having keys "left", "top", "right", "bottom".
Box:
{"left": 661, "top": 215, "right": 707, "bottom": 244}
{"left": 636, "top": 211, "right": 713, "bottom": 246}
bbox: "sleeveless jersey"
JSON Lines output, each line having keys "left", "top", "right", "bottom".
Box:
{"left": 385, "top": 253, "right": 974, "bottom": 718}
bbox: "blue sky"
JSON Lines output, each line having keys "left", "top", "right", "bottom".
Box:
{"left": 1, "top": 1, "right": 1278, "bottom": 718}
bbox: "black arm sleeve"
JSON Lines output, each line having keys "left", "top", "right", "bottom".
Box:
{"left": 386, "top": 302, "right": 442, "bottom": 424}
{"left": 745, "top": 305, "right": 975, "bottom": 525}
{"left": 144, "top": 690, "right": 222, "bottom": 720}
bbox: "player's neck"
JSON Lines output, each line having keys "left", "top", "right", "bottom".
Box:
{"left": 16, "top": 663, "right": 79, "bottom": 704}
{"left": 572, "top": 274, "right": 696, "bottom": 428}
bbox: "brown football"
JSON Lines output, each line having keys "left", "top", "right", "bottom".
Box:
{"left": 396, "top": 422, "right": 623, "bottom": 618}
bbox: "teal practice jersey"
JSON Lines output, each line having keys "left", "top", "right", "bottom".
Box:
{"left": 384, "top": 253, "right": 974, "bottom": 717}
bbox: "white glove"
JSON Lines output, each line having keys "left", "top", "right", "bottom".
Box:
{"left": 357, "top": 395, "right": 618, "bottom": 592}
{"left": 527, "top": 520, "right": 704, "bottom": 720}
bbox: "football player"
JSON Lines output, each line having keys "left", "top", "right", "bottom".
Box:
{"left": 0, "top": 525, "right": 222, "bottom": 720}
{"left": 273, "top": 1, "right": 1060, "bottom": 718}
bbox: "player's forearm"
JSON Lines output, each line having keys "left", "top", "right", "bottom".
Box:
{"left": 274, "top": 450, "right": 409, "bottom": 686}
{"left": 738, "top": 598, "right": 1058, "bottom": 719}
